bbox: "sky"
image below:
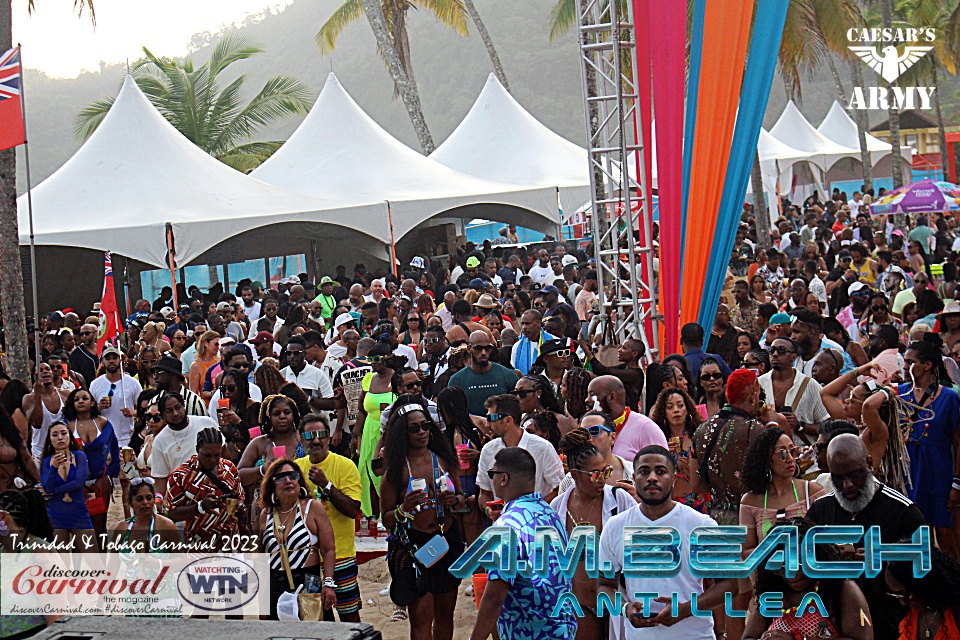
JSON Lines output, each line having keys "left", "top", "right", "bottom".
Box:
{"left": 13, "top": 0, "right": 295, "bottom": 78}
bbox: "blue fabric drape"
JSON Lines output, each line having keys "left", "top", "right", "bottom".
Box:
{"left": 697, "top": 0, "right": 789, "bottom": 333}
{"left": 679, "top": 0, "right": 706, "bottom": 273}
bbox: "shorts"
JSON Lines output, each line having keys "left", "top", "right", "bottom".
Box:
{"left": 324, "top": 557, "right": 361, "bottom": 617}
{"left": 387, "top": 521, "right": 464, "bottom": 607}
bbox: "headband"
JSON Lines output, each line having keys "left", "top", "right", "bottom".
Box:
{"left": 396, "top": 404, "right": 428, "bottom": 418}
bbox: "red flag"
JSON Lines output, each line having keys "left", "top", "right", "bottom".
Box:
{"left": 0, "top": 47, "right": 25, "bottom": 151}
{"left": 97, "top": 252, "right": 124, "bottom": 355}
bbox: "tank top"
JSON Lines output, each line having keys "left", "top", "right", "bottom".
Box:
{"left": 31, "top": 392, "right": 64, "bottom": 458}
{"left": 263, "top": 501, "right": 317, "bottom": 571}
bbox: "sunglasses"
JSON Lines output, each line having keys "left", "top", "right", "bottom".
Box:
{"left": 548, "top": 349, "right": 571, "bottom": 358}
{"left": 585, "top": 424, "right": 615, "bottom": 437}
{"left": 487, "top": 469, "right": 508, "bottom": 479}
{"left": 767, "top": 346, "right": 795, "bottom": 356}
{"left": 79, "top": 331, "right": 95, "bottom": 336}
{"left": 472, "top": 344, "right": 496, "bottom": 352}
{"left": 401, "top": 381, "right": 422, "bottom": 390}
{"left": 141, "top": 359, "right": 158, "bottom": 367}
{"left": 273, "top": 470, "right": 301, "bottom": 484}
{"left": 406, "top": 421, "right": 431, "bottom": 434}
{"left": 286, "top": 348, "right": 304, "bottom": 355}
{"left": 222, "top": 385, "right": 237, "bottom": 394}
{"left": 109, "top": 382, "right": 116, "bottom": 398}
{"left": 233, "top": 361, "right": 252, "bottom": 369}
{"left": 773, "top": 447, "right": 802, "bottom": 461}
{"left": 302, "top": 429, "right": 330, "bottom": 441}
{"left": 485, "top": 413, "right": 504, "bottom": 422}
{"left": 871, "top": 305, "right": 887, "bottom": 312}
{"left": 572, "top": 465, "right": 614, "bottom": 483}
{"left": 511, "top": 389, "right": 535, "bottom": 398}
{"left": 368, "top": 355, "right": 385, "bottom": 363}
{"left": 742, "top": 359, "right": 761, "bottom": 368}
{"left": 145, "top": 413, "right": 163, "bottom": 423}
{"left": 424, "top": 337, "right": 443, "bottom": 344}
{"left": 130, "top": 477, "right": 155, "bottom": 486}
{"left": 700, "top": 372, "right": 724, "bottom": 381}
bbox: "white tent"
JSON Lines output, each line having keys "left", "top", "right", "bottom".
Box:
{"left": 252, "top": 73, "right": 560, "bottom": 240}
{"left": 816, "top": 100, "right": 913, "bottom": 184}
{"left": 430, "top": 74, "right": 591, "bottom": 218}
{"left": 769, "top": 100, "right": 861, "bottom": 171}
{"left": 17, "top": 76, "right": 392, "bottom": 269}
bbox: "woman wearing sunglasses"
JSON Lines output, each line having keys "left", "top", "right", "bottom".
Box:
{"left": 217, "top": 369, "right": 261, "bottom": 463}
{"left": 136, "top": 346, "right": 160, "bottom": 389}
{"left": 399, "top": 311, "right": 424, "bottom": 356}
{"left": 857, "top": 291, "right": 901, "bottom": 350}
{"left": 551, "top": 427, "right": 636, "bottom": 640}
{"left": 513, "top": 375, "right": 577, "bottom": 436}
{"left": 135, "top": 397, "right": 165, "bottom": 478}
{"left": 649, "top": 387, "right": 707, "bottom": 512}
{"left": 697, "top": 357, "right": 727, "bottom": 420}
{"left": 110, "top": 476, "right": 180, "bottom": 553}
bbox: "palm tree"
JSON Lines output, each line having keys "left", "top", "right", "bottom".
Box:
{"left": 74, "top": 35, "right": 312, "bottom": 173}
{"left": 463, "top": 0, "right": 509, "bottom": 91}
{"left": 0, "top": 0, "right": 95, "bottom": 382}
{"left": 317, "top": 0, "right": 469, "bottom": 154}
{"left": 877, "top": 0, "right": 905, "bottom": 188}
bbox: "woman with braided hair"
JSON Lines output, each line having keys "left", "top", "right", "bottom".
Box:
{"left": 550, "top": 427, "right": 635, "bottom": 640}
{"left": 513, "top": 375, "right": 577, "bottom": 435}
{"left": 238, "top": 394, "right": 303, "bottom": 493}
{"left": 0, "top": 489, "right": 56, "bottom": 636}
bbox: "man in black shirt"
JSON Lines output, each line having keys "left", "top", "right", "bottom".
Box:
{"left": 69, "top": 323, "right": 100, "bottom": 386}
{"left": 806, "top": 434, "right": 927, "bottom": 640}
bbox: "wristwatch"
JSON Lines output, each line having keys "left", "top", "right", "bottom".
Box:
{"left": 319, "top": 481, "right": 333, "bottom": 497}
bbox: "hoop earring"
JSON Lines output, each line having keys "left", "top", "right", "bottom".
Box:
{"left": 299, "top": 486, "right": 308, "bottom": 499}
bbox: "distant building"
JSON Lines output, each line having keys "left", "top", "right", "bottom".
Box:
{"left": 871, "top": 110, "right": 960, "bottom": 171}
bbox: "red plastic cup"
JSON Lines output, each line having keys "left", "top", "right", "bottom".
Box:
{"left": 455, "top": 444, "right": 470, "bottom": 470}
{"left": 472, "top": 574, "right": 488, "bottom": 610}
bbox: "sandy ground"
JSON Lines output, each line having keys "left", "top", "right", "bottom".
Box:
{"left": 106, "top": 488, "right": 479, "bottom": 639}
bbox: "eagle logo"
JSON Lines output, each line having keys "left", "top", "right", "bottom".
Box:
{"left": 848, "top": 44, "right": 934, "bottom": 83}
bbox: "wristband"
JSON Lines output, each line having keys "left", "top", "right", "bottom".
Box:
{"left": 323, "top": 577, "right": 337, "bottom": 589}
{"left": 952, "top": 481, "right": 960, "bottom": 492}
{"left": 765, "top": 421, "right": 779, "bottom": 428}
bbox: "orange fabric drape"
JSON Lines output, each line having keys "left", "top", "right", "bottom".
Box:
{"left": 678, "top": 0, "right": 755, "bottom": 330}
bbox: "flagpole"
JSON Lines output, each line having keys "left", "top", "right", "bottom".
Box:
{"left": 18, "top": 45, "right": 41, "bottom": 378}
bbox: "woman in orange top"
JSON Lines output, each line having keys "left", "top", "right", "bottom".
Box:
{"left": 886, "top": 547, "right": 960, "bottom": 640}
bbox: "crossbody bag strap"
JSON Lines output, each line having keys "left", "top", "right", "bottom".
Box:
{"left": 273, "top": 512, "right": 296, "bottom": 591}
{"left": 792, "top": 376, "right": 814, "bottom": 445}
{"left": 432, "top": 452, "right": 445, "bottom": 533}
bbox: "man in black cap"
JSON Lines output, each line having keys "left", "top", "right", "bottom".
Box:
{"left": 164, "top": 306, "right": 195, "bottom": 340}
{"left": 541, "top": 284, "right": 580, "bottom": 340}
{"left": 152, "top": 354, "right": 209, "bottom": 417}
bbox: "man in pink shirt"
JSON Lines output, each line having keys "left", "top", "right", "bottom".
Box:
{"left": 587, "top": 375, "right": 667, "bottom": 464}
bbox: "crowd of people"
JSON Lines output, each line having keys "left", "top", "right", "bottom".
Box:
{"left": 0, "top": 194, "right": 959, "bottom": 640}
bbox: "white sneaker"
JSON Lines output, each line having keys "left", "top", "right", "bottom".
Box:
{"left": 465, "top": 585, "right": 474, "bottom": 596}
{"left": 379, "top": 584, "right": 391, "bottom": 597}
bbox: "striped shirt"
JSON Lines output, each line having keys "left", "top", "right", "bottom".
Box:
{"left": 180, "top": 385, "right": 209, "bottom": 417}
{"left": 263, "top": 500, "right": 318, "bottom": 571}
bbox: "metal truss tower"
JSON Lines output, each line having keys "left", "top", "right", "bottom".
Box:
{"left": 576, "top": 0, "right": 658, "bottom": 356}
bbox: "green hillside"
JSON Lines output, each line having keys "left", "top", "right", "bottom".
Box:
{"left": 15, "top": 0, "right": 960, "bottom": 190}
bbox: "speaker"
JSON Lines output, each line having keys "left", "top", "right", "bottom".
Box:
{"left": 29, "top": 616, "right": 382, "bottom": 640}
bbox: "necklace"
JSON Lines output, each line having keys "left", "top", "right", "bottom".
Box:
{"left": 566, "top": 493, "right": 601, "bottom": 528}
{"left": 276, "top": 502, "right": 298, "bottom": 536}
{"left": 920, "top": 609, "right": 941, "bottom": 638}
{"left": 170, "top": 426, "right": 191, "bottom": 452}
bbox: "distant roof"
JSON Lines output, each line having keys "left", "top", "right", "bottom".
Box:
{"left": 870, "top": 110, "right": 958, "bottom": 132}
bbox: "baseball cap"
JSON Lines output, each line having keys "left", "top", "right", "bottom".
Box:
{"left": 561, "top": 255, "right": 577, "bottom": 267}
{"left": 159, "top": 306, "right": 175, "bottom": 320}
{"left": 218, "top": 336, "right": 237, "bottom": 347}
{"left": 334, "top": 313, "right": 356, "bottom": 329}
{"left": 216, "top": 301, "right": 233, "bottom": 312}
{"left": 542, "top": 284, "right": 560, "bottom": 295}
{"left": 838, "top": 249, "right": 852, "bottom": 259}
{"left": 848, "top": 282, "right": 868, "bottom": 295}
{"left": 465, "top": 256, "right": 481, "bottom": 269}
{"left": 249, "top": 331, "right": 274, "bottom": 345}
{"left": 101, "top": 345, "right": 122, "bottom": 358}
{"left": 769, "top": 313, "right": 792, "bottom": 326}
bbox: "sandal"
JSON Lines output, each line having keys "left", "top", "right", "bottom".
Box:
{"left": 390, "top": 607, "right": 407, "bottom": 622}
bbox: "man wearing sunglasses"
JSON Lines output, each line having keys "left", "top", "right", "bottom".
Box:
{"left": 295, "top": 415, "right": 362, "bottom": 622}
{"left": 790, "top": 309, "right": 855, "bottom": 378}
{"left": 476, "top": 394, "right": 564, "bottom": 519}
{"left": 282, "top": 335, "right": 336, "bottom": 413}
{"left": 587, "top": 375, "right": 667, "bottom": 463}
{"left": 152, "top": 353, "right": 210, "bottom": 417}
{"left": 469, "top": 447, "right": 577, "bottom": 640}
{"left": 758, "top": 337, "right": 830, "bottom": 446}
{"left": 379, "top": 367, "right": 444, "bottom": 434}
{"left": 449, "top": 331, "right": 521, "bottom": 417}
{"left": 69, "top": 322, "right": 100, "bottom": 386}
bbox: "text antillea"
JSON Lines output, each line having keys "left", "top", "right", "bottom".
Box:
{"left": 449, "top": 525, "right": 931, "bottom": 619}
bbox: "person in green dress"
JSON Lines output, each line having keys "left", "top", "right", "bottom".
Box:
{"left": 353, "top": 341, "right": 397, "bottom": 526}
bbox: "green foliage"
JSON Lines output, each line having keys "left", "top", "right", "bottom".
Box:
{"left": 73, "top": 34, "right": 312, "bottom": 172}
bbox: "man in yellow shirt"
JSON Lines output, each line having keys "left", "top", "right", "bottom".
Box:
{"left": 296, "top": 414, "right": 363, "bottom": 622}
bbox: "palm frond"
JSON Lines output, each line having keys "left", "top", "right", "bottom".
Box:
{"left": 548, "top": 0, "right": 577, "bottom": 42}
{"left": 208, "top": 34, "right": 263, "bottom": 77}
{"left": 316, "top": 0, "right": 366, "bottom": 54}
{"left": 218, "top": 141, "right": 284, "bottom": 173}
{"left": 74, "top": 0, "right": 95, "bottom": 25}
{"left": 416, "top": 0, "right": 469, "bottom": 36}
{"left": 810, "top": 0, "right": 862, "bottom": 60}
{"left": 214, "top": 75, "right": 312, "bottom": 153}
{"left": 73, "top": 96, "right": 114, "bottom": 140}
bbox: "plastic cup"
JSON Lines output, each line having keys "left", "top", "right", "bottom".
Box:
{"left": 455, "top": 444, "right": 470, "bottom": 470}
{"left": 248, "top": 427, "right": 262, "bottom": 439}
{"left": 472, "top": 574, "right": 488, "bottom": 610}
{"left": 272, "top": 445, "right": 287, "bottom": 459}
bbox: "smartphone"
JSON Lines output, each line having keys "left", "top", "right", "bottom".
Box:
{"left": 779, "top": 406, "right": 793, "bottom": 414}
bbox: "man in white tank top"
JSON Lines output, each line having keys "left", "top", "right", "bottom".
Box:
{"left": 22, "top": 361, "right": 71, "bottom": 460}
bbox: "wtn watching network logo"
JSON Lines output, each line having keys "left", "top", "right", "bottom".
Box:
{"left": 847, "top": 27, "right": 936, "bottom": 110}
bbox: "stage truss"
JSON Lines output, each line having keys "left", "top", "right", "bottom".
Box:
{"left": 576, "top": 0, "right": 659, "bottom": 357}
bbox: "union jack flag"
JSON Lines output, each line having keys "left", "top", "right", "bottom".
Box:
{"left": 0, "top": 47, "right": 25, "bottom": 150}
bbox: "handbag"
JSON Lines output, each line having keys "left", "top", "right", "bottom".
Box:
{"left": 85, "top": 466, "right": 109, "bottom": 516}
{"left": 273, "top": 509, "right": 324, "bottom": 621}
{"left": 396, "top": 453, "right": 449, "bottom": 570}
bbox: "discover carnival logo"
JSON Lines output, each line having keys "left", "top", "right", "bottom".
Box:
{"left": 847, "top": 27, "right": 936, "bottom": 110}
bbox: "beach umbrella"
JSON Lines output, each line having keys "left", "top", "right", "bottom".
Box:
{"left": 869, "top": 179, "right": 960, "bottom": 216}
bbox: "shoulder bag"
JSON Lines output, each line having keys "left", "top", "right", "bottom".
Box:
{"left": 396, "top": 453, "right": 449, "bottom": 569}
{"left": 273, "top": 507, "right": 324, "bottom": 621}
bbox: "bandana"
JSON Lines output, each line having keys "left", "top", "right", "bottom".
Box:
{"left": 613, "top": 407, "right": 631, "bottom": 434}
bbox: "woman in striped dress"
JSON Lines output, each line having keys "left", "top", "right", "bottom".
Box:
{"left": 259, "top": 458, "right": 337, "bottom": 620}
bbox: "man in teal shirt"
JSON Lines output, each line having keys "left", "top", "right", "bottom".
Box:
{"left": 449, "top": 330, "right": 519, "bottom": 415}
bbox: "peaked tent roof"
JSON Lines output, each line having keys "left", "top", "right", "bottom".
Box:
{"left": 757, "top": 127, "right": 812, "bottom": 164}
{"left": 816, "top": 100, "right": 913, "bottom": 167}
{"left": 18, "top": 75, "right": 389, "bottom": 268}
{"left": 429, "top": 73, "right": 591, "bottom": 216}
{"left": 252, "top": 73, "right": 559, "bottom": 239}
{"left": 769, "top": 100, "right": 860, "bottom": 170}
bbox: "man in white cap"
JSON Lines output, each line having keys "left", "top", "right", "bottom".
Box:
{"left": 326, "top": 313, "right": 358, "bottom": 360}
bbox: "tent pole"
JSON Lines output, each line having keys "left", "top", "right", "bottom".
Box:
{"left": 556, "top": 187, "right": 564, "bottom": 242}
{"left": 386, "top": 201, "right": 398, "bottom": 277}
{"left": 165, "top": 223, "right": 179, "bottom": 308}
{"left": 20, "top": 45, "right": 41, "bottom": 378}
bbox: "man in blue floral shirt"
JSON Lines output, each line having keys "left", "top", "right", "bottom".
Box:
{"left": 468, "top": 447, "right": 577, "bottom": 640}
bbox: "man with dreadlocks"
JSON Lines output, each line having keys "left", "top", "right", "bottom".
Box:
{"left": 689, "top": 369, "right": 788, "bottom": 525}
{"left": 166, "top": 427, "right": 242, "bottom": 549}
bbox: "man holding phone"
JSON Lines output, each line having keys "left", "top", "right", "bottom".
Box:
{"left": 758, "top": 337, "right": 830, "bottom": 446}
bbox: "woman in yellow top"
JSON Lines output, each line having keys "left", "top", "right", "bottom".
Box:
{"left": 353, "top": 341, "right": 397, "bottom": 526}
